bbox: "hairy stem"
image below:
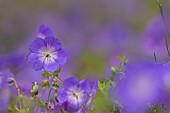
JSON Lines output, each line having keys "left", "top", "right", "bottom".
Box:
{"left": 48, "top": 87, "right": 56, "bottom": 101}
{"left": 14, "top": 80, "right": 22, "bottom": 109}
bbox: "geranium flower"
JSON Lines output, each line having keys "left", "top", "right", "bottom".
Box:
{"left": 57, "top": 77, "right": 92, "bottom": 112}
{"left": 37, "top": 24, "right": 54, "bottom": 39}
{"left": 28, "top": 36, "right": 67, "bottom": 72}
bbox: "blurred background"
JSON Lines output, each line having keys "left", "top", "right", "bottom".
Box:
{"left": 0, "top": 0, "right": 170, "bottom": 80}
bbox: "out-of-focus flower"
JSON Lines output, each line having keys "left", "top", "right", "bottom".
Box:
{"left": 113, "top": 62, "right": 162, "bottom": 113}
{"left": 28, "top": 36, "right": 67, "bottom": 72}
{"left": 37, "top": 24, "right": 54, "bottom": 39}
{"left": 90, "top": 24, "right": 133, "bottom": 55}
{"left": 141, "top": 15, "right": 170, "bottom": 58}
{"left": 158, "top": 65, "right": 170, "bottom": 106}
{"left": 0, "top": 53, "right": 24, "bottom": 73}
{"left": 57, "top": 77, "right": 94, "bottom": 112}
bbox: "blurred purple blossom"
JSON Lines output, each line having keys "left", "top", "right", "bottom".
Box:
{"left": 113, "top": 62, "right": 163, "bottom": 113}
{"left": 158, "top": 65, "right": 170, "bottom": 106}
{"left": 0, "top": 53, "right": 24, "bottom": 73}
{"left": 141, "top": 15, "right": 170, "bottom": 58}
{"left": 28, "top": 36, "right": 67, "bottom": 72}
{"left": 90, "top": 23, "right": 133, "bottom": 55}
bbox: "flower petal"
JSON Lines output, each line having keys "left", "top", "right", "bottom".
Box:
{"left": 54, "top": 104, "right": 62, "bottom": 113}
{"left": 79, "top": 80, "right": 91, "bottom": 94}
{"left": 77, "top": 91, "right": 88, "bottom": 107}
{"left": 29, "top": 38, "right": 46, "bottom": 52}
{"left": 28, "top": 53, "right": 43, "bottom": 71}
{"left": 44, "top": 36, "right": 61, "bottom": 50}
{"left": 92, "top": 79, "right": 98, "bottom": 95}
{"left": 43, "top": 62, "right": 59, "bottom": 72}
{"left": 37, "top": 24, "right": 53, "bottom": 38}
{"left": 56, "top": 47, "right": 67, "bottom": 65}
{"left": 39, "top": 24, "right": 53, "bottom": 35}
{"left": 57, "top": 89, "right": 69, "bottom": 103}
{"left": 64, "top": 77, "right": 79, "bottom": 90}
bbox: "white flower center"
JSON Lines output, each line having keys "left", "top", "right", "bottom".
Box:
{"left": 67, "top": 89, "right": 85, "bottom": 105}
{"left": 38, "top": 45, "right": 57, "bottom": 64}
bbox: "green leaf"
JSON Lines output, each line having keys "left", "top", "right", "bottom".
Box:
{"left": 16, "top": 108, "right": 29, "bottom": 113}
{"left": 42, "top": 68, "right": 62, "bottom": 78}
{"left": 117, "top": 56, "right": 128, "bottom": 63}
{"left": 8, "top": 95, "right": 26, "bottom": 112}
{"left": 149, "top": 108, "right": 161, "bottom": 113}
{"left": 53, "top": 68, "right": 62, "bottom": 77}
{"left": 40, "top": 80, "right": 50, "bottom": 88}
{"left": 98, "top": 79, "right": 112, "bottom": 95}
{"left": 42, "top": 72, "right": 52, "bottom": 78}
{"left": 52, "top": 81, "right": 59, "bottom": 87}
{"left": 92, "top": 91, "right": 113, "bottom": 112}
{"left": 111, "top": 66, "right": 116, "bottom": 72}
{"left": 37, "top": 100, "right": 46, "bottom": 108}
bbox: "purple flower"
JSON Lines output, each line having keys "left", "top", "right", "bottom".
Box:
{"left": 45, "top": 101, "right": 55, "bottom": 111}
{"left": 141, "top": 15, "right": 170, "bottom": 57}
{"left": 157, "top": 65, "right": 170, "bottom": 106}
{"left": 0, "top": 53, "right": 24, "bottom": 73}
{"left": 57, "top": 77, "right": 92, "bottom": 112}
{"left": 36, "top": 24, "right": 53, "bottom": 39}
{"left": 28, "top": 36, "right": 67, "bottom": 72}
{"left": 74, "top": 79, "right": 98, "bottom": 113}
{"left": 113, "top": 62, "right": 163, "bottom": 113}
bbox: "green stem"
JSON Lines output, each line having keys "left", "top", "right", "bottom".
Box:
{"left": 14, "top": 80, "right": 22, "bottom": 109}
{"left": 156, "top": 0, "right": 170, "bottom": 39}
{"left": 48, "top": 87, "right": 56, "bottom": 101}
{"left": 40, "top": 86, "right": 46, "bottom": 98}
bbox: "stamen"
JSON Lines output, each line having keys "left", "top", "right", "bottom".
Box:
{"left": 45, "top": 54, "right": 50, "bottom": 58}
{"left": 38, "top": 46, "right": 57, "bottom": 64}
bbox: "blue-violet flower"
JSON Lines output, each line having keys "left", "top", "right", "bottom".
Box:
{"left": 28, "top": 36, "right": 67, "bottom": 72}
{"left": 57, "top": 77, "right": 91, "bottom": 112}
